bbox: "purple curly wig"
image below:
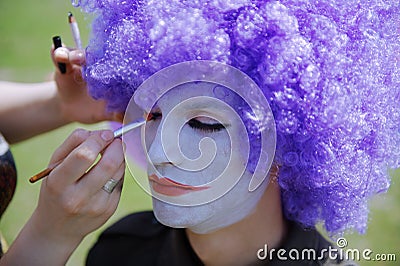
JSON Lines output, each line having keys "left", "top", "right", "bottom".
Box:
{"left": 75, "top": 0, "right": 400, "bottom": 234}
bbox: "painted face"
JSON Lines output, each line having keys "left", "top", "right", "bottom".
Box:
{"left": 144, "top": 82, "right": 269, "bottom": 234}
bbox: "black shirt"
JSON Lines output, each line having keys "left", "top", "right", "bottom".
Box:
{"left": 87, "top": 211, "right": 349, "bottom": 266}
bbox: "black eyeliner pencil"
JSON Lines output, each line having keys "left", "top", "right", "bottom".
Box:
{"left": 52, "top": 36, "right": 66, "bottom": 74}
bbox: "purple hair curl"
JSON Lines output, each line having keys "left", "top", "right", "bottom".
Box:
{"left": 76, "top": 0, "right": 400, "bottom": 234}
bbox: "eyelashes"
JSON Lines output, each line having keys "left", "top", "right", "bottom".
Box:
{"left": 147, "top": 112, "right": 225, "bottom": 132}
{"left": 146, "top": 112, "right": 162, "bottom": 121}
{"left": 187, "top": 118, "right": 225, "bottom": 132}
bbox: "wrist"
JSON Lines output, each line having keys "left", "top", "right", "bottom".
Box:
{"left": 50, "top": 81, "right": 74, "bottom": 125}
{"left": 28, "top": 210, "right": 83, "bottom": 263}
{"left": 29, "top": 209, "right": 83, "bottom": 247}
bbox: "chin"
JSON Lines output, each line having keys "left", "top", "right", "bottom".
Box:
{"left": 152, "top": 198, "right": 214, "bottom": 229}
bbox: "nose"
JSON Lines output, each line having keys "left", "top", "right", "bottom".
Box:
{"left": 147, "top": 124, "right": 170, "bottom": 166}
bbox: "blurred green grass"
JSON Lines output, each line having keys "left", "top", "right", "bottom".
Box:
{"left": 0, "top": 0, "right": 89, "bottom": 81}
{"left": 0, "top": 1, "right": 152, "bottom": 265}
{"left": 0, "top": 0, "right": 399, "bottom": 265}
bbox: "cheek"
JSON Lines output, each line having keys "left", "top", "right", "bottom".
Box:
{"left": 177, "top": 126, "right": 232, "bottom": 161}
{"left": 200, "top": 130, "right": 239, "bottom": 181}
{"left": 177, "top": 128, "right": 233, "bottom": 179}
{"left": 231, "top": 124, "right": 251, "bottom": 166}
{"left": 214, "top": 132, "right": 232, "bottom": 162}
{"left": 178, "top": 127, "right": 203, "bottom": 160}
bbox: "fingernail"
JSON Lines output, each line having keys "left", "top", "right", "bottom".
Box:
{"left": 101, "top": 131, "right": 114, "bottom": 142}
{"left": 54, "top": 48, "right": 69, "bottom": 60}
{"left": 70, "top": 50, "right": 85, "bottom": 63}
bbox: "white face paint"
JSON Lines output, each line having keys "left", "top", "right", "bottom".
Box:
{"left": 145, "top": 82, "right": 269, "bottom": 234}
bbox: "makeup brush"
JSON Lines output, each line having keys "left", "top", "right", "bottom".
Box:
{"left": 68, "top": 12, "right": 82, "bottom": 49}
{"left": 29, "top": 119, "right": 145, "bottom": 183}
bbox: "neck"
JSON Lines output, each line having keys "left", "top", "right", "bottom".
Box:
{"left": 186, "top": 181, "right": 287, "bottom": 266}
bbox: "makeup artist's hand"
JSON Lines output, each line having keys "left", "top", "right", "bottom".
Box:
{"left": 51, "top": 47, "right": 123, "bottom": 123}
{"left": 0, "top": 129, "right": 125, "bottom": 265}
{"left": 38, "top": 128, "right": 124, "bottom": 237}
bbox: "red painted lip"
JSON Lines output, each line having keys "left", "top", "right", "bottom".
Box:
{"left": 149, "top": 174, "right": 209, "bottom": 196}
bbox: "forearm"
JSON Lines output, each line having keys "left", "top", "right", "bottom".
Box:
{"left": 0, "top": 81, "right": 70, "bottom": 143}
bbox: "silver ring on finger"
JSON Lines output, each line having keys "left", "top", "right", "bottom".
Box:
{"left": 102, "top": 178, "right": 119, "bottom": 194}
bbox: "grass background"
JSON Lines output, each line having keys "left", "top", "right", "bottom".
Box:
{"left": 0, "top": 0, "right": 399, "bottom": 265}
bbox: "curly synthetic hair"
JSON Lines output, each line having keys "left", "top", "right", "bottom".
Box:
{"left": 75, "top": 0, "right": 400, "bottom": 234}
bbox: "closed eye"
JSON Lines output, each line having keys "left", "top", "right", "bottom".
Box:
{"left": 188, "top": 118, "right": 225, "bottom": 132}
{"left": 147, "top": 112, "right": 226, "bottom": 132}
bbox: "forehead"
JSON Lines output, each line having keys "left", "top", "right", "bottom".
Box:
{"left": 154, "top": 82, "right": 238, "bottom": 111}
{"left": 159, "top": 82, "right": 215, "bottom": 102}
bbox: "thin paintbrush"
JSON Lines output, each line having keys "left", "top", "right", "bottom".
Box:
{"left": 29, "top": 119, "right": 145, "bottom": 183}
